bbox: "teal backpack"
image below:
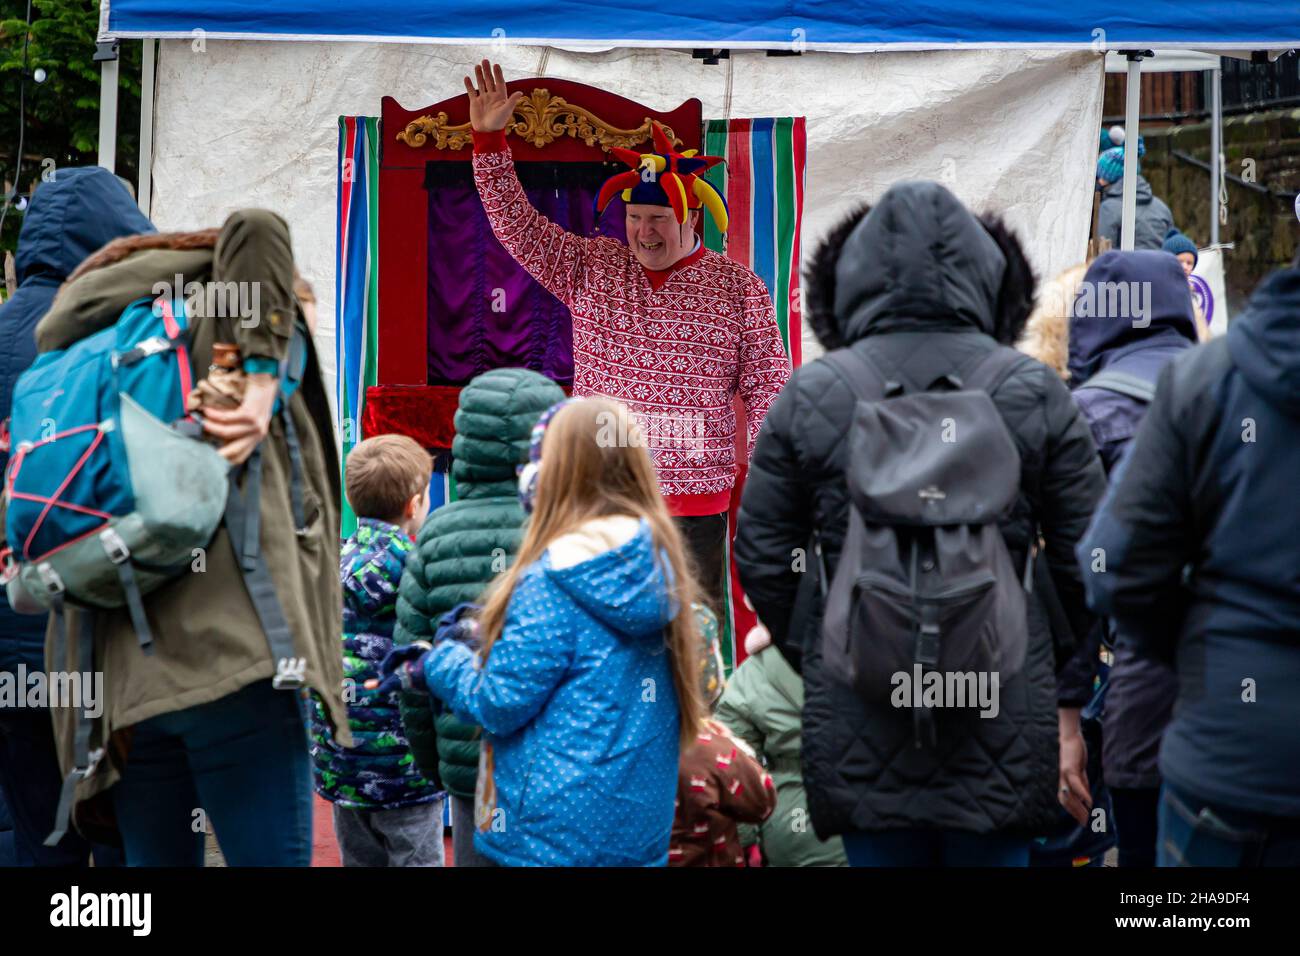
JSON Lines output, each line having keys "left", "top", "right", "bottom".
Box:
{"left": 2, "top": 294, "right": 311, "bottom": 844}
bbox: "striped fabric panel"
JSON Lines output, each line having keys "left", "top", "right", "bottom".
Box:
{"left": 336, "top": 116, "right": 381, "bottom": 537}
{"left": 701, "top": 116, "right": 807, "bottom": 675}
{"left": 701, "top": 117, "right": 805, "bottom": 355}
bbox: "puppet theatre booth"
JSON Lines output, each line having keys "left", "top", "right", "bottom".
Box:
{"left": 337, "top": 84, "right": 807, "bottom": 670}
{"left": 100, "top": 2, "right": 1298, "bottom": 668}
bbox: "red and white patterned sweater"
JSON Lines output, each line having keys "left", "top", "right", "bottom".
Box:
{"left": 472, "top": 135, "right": 791, "bottom": 513}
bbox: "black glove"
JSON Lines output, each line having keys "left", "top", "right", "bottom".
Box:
{"left": 371, "top": 641, "right": 433, "bottom": 697}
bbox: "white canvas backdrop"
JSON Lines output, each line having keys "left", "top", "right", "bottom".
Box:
{"left": 148, "top": 41, "right": 1104, "bottom": 406}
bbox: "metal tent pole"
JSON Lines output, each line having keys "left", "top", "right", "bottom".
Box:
{"left": 1210, "top": 65, "right": 1222, "bottom": 245}
{"left": 138, "top": 38, "right": 156, "bottom": 215}
{"left": 1120, "top": 52, "right": 1145, "bottom": 250}
{"left": 95, "top": 40, "right": 120, "bottom": 172}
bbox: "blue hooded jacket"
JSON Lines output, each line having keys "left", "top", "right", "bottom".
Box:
{"left": 0, "top": 167, "right": 154, "bottom": 673}
{"left": 1067, "top": 250, "right": 1198, "bottom": 791}
{"left": 422, "top": 516, "right": 682, "bottom": 866}
{"left": 1068, "top": 249, "right": 1198, "bottom": 474}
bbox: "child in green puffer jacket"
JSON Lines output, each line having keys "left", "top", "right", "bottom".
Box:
{"left": 715, "top": 622, "right": 847, "bottom": 867}
{"left": 392, "top": 367, "right": 565, "bottom": 866}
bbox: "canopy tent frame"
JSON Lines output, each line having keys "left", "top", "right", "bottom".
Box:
{"left": 94, "top": 0, "right": 1300, "bottom": 52}
{"left": 113, "top": 46, "right": 1239, "bottom": 250}
{"left": 1104, "top": 49, "right": 1235, "bottom": 251}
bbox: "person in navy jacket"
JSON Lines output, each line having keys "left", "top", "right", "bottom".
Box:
{"left": 0, "top": 166, "right": 152, "bottom": 865}
{"left": 1080, "top": 252, "right": 1300, "bottom": 866}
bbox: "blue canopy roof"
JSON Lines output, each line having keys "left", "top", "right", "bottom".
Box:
{"left": 102, "top": 1, "right": 1300, "bottom": 51}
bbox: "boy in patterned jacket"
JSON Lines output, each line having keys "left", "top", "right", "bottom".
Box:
{"left": 310, "top": 435, "right": 445, "bottom": 866}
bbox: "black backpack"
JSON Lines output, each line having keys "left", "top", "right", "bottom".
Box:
{"left": 818, "top": 344, "right": 1032, "bottom": 747}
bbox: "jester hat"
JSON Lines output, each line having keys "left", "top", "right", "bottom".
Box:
{"left": 596, "top": 122, "right": 730, "bottom": 233}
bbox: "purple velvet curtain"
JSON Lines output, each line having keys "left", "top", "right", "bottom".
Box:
{"left": 425, "top": 161, "right": 628, "bottom": 387}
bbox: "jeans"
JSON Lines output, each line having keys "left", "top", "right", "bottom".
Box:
{"left": 1158, "top": 784, "right": 1300, "bottom": 867}
{"left": 0, "top": 707, "right": 123, "bottom": 867}
{"left": 112, "top": 679, "right": 313, "bottom": 866}
{"left": 450, "top": 794, "right": 494, "bottom": 867}
{"left": 842, "top": 829, "right": 1030, "bottom": 867}
{"left": 333, "top": 800, "right": 445, "bottom": 867}
{"left": 1111, "top": 785, "right": 1160, "bottom": 868}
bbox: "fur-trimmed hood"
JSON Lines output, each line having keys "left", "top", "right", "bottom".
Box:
{"left": 804, "top": 184, "right": 1035, "bottom": 351}
{"left": 63, "top": 228, "right": 220, "bottom": 287}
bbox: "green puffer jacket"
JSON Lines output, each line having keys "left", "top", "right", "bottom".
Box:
{"left": 715, "top": 636, "right": 848, "bottom": 867}
{"left": 393, "top": 367, "right": 565, "bottom": 800}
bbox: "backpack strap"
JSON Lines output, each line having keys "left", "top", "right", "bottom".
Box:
{"left": 44, "top": 611, "right": 102, "bottom": 847}
{"left": 809, "top": 346, "right": 894, "bottom": 602}
{"left": 1079, "top": 369, "right": 1157, "bottom": 403}
{"left": 820, "top": 345, "right": 892, "bottom": 405}
{"left": 957, "top": 345, "right": 1039, "bottom": 588}
{"left": 218, "top": 323, "right": 314, "bottom": 691}
{"left": 223, "top": 448, "right": 303, "bottom": 691}
{"left": 961, "top": 345, "right": 1031, "bottom": 399}
{"left": 99, "top": 527, "right": 154, "bottom": 655}
{"left": 280, "top": 328, "right": 308, "bottom": 534}
{"left": 25, "top": 565, "right": 101, "bottom": 868}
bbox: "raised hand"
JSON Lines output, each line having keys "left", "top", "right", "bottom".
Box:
{"left": 464, "top": 59, "right": 524, "bottom": 133}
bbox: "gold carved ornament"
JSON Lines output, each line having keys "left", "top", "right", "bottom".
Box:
{"left": 394, "top": 88, "right": 681, "bottom": 153}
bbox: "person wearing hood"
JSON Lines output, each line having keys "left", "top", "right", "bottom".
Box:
{"left": 0, "top": 167, "right": 152, "bottom": 867}
{"left": 734, "top": 181, "right": 1106, "bottom": 865}
{"left": 380, "top": 397, "right": 704, "bottom": 866}
{"left": 392, "top": 366, "right": 565, "bottom": 866}
{"left": 1096, "top": 147, "right": 1174, "bottom": 252}
{"left": 1069, "top": 250, "right": 1201, "bottom": 472}
{"left": 1079, "top": 252, "right": 1300, "bottom": 866}
{"left": 1064, "top": 250, "right": 1199, "bottom": 868}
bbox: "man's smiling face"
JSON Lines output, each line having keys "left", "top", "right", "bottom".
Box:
{"left": 626, "top": 205, "right": 697, "bottom": 271}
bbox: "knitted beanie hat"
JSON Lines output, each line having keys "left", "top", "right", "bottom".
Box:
{"left": 1162, "top": 227, "right": 1198, "bottom": 266}
{"left": 1096, "top": 146, "right": 1135, "bottom": 184}
{"left": 1104, "top": 126, "right": 1146, "bottom": 157}
{"left": 515, "top": 398, "right": 576, "bottom": 514}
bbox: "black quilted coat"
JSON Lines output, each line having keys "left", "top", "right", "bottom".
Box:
{"left": 734, "top": 182, "right": 1106, "bottom": 839}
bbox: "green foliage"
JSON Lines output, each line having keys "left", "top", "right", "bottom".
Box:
{"left": 0, "top": 0, "right": 142, "bottom": 251}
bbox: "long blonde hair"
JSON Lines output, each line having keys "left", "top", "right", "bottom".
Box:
{"left": 1018, "top": 262, "right": 1088, "bottom": 381}
{"left": 475, "top": 398, "right": 703, "bottom": 747}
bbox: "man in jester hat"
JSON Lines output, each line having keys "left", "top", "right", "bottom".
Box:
{"left": 462, "top": 60, "right": 790, "bottom": 613}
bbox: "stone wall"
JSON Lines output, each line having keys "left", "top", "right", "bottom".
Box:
{"left": 1144, "top": 108, "right": 1300, "bottom": 312}
{"left": 1140, "top": 108, "right": 1300, "bottom": 312}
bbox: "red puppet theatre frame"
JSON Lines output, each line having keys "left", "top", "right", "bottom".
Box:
{"left": 367, "top": 80, "right": 701, "bottom": 448}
